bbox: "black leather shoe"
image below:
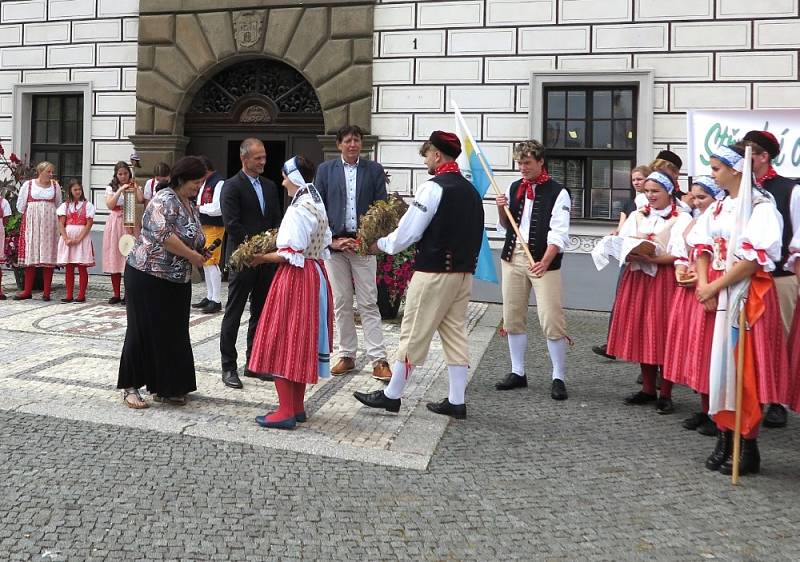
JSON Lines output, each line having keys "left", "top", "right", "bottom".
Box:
{"left": 682, "top": 412, "right": 707, "bottom": 430}
{"left": 222, "top": 369, "right": 243, "bottom": 389}
{"left": 720, "top": 438, "right": 760, "bottom": 476}
{"left": 655, "top": 397, "right": 674, "bottom": 414}
{"left": 591, "top": 344, "right": 616, "bottom": 360}
{"left": 705, "top": 430, "right": 733, "bottom": 471}
{"left": 697, "top": 417, "right": 718, "bottom": 436}
{"left": 495, "top": 373, "right": 527, "bottom": 390}
{"left": 244, "top": 369, "right": 274, "bottom": 382}
{"left": 353, "top": 390, "right": 401, "bottom": 413}
{"left": 61, "top": 297, "right": 73, "bottom": 303}
{"left": 426, "top": 398, "right": 466, "bottom": 419}
{"left": 192, "top": 297, "right": 210, "bottom": 309}
{"left": 624, "top": 391, "right": 657, "bottom": 405}
{"left": 550, "top": 378, "right": 568, "bottom": 400}
{"left": 108, "top": 296, "right": 121, "bottom": 305}
{"left": 201, "top": 301, "right": 222, "bottom": 314}
{"left": 763, "top": 403, "right": 787, "bottom": 428}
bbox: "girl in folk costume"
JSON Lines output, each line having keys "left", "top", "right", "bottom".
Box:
{"left": 56, "top": 179, "right": 95, "bottom": 303}
{"left": 691, "top": 145, "right": 790, "bottom": 476}
{"left": 248, "top": 155, "right": 333, "bottom": 430}
{"left": 0, "top": 194, "right": 11, "bottom": 300}
{"left": 142, "top": 162, "right": 170, "bottom": 206}
{"left": 662, "top": 177, "right": 724, "bottom": 435}
{"left": 603, "top": 172, "right": 692, "bottom": 413}
{"left": 13, "top": 161, "right": 61, "bottom": 301}
{"left": 102, "top": 161, "right": 144, "bottom": 304}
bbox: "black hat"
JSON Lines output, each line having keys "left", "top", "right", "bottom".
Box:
{"left": 656, "top": 150, "right": 682, "bottom": 170}
{"left": 743, "top": 130, "right": 780, "bottom": 160}
{"left": 429, "top": 130, "right": 462, "bottom": 159}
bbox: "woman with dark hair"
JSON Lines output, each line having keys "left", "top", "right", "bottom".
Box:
{"left": 103, "top": 161, "right": 144, "bottom": 304}
{"left": 598, "top": 171, "right": 692, "bottom": 413}
{"left": 143, "top": 161, "right": 171, "bottom": 205}
{"left": 56, "top": 178, "right": 95, "bottom": 303}
{"left": 116, "top": 156, "right": 208, "bottom": 409}
{"left": 248, "top": 155, "right": 333, "bottom": 429}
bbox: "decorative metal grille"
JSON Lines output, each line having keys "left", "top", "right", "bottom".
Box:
{"left": 189, "top": 60, "right": 322, "bottom": 115}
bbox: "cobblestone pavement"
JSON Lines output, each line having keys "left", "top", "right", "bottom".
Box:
{"left": 0, "top": 273, "right": 494, "bottom": 470}
{"left": 1, "top": 273, "right": 800, "bottom": 561}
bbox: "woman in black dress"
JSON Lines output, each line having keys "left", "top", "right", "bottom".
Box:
{"left": 117, "top": 156, "right": 208, "bottom": 408}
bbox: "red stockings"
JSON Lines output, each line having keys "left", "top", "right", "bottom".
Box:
{"left": 266, "top": 378, "right": 307, "bottom": 422}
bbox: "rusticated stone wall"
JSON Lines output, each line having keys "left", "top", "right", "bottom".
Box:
{"left": 132, "top": 0, "right": 375, "bottom": 170}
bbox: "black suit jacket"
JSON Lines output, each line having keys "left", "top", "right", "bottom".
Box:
{"left": 314, "top": 158, "right": 387, "bottom": 236}
{"left": 221, "top": 170, "right": 282, "bottom": 258}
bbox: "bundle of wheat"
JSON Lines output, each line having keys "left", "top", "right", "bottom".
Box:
{"left": 356, "top": 193, "right": 409, "bottom": 255}
{"left": 227, "top": 229, "right": 279, "bottom": 271}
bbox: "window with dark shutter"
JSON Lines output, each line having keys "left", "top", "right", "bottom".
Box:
{"left": 30, "top": 94, "right": 84, "bottom": 185}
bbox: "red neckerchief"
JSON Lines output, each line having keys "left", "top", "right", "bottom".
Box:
{"left": 200, "top": 180, "right": 214, "bottom": 205}
{"left": 434, "top": 161, "right": 460, "bottom": 176}
{"left": 755, "top": 165, "right": 777, "bottom": 188}
{"left": 516, "top": 170, "right": 551, "bottom": 201}
{"left": 642, "top": 200, "right": 678, "bottom": 218}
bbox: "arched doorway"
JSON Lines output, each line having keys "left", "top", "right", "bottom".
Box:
{"left": 185, "top": 58, "right": 325, "bottom": 204}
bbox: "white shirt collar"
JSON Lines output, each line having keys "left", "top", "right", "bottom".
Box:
{"left": 341, "top": 156, "right": 359, "bottom": 168}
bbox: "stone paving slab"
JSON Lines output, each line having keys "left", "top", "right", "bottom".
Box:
{"left": 0, "top": 272, "right": 497, "bottom": 470}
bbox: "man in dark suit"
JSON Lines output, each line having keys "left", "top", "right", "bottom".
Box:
{"left": 315, "top": 125, "right": 392, "bottom": 382}
{"left": 219, "top": 138, "right": 282, "bottom": 389}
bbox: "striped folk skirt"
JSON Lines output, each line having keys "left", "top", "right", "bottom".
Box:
{"left": 788, "top": 302, "right": 800, "bottom": 412}
{"left": 749, "top": 282, "right": 792, "bottom": 406}
{"left": 607, "top": 264, "right": 677, "bottom": 366}
{"left": 662, "top": 267, "right": 723, "bottom": 394}
{"left": 248, "top": 260, "right": 333, "bottom": 384}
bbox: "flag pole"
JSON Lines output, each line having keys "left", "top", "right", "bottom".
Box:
{"left": 452, "top": 102, "right": 537, "bottom": 270}
{"left": 732, "top": 304, "right": 746, "bottom": 485}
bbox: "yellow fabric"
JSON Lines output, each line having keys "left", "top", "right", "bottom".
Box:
{"left": 202, "top": 225, "right": 225, "bottom": 265}
{"left": 395, "top": 271, "right": 472, "bottom": 366}
{"left": 501, "top": 244, "right": 567, "bottom": 338}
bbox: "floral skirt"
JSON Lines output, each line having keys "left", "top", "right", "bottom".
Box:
{"left": 18, "top": 201, "right": 58, "bottom": 267}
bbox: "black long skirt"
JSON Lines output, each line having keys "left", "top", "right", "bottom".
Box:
{"left": 116, "top": 263, "right": 197, "bottom": 397}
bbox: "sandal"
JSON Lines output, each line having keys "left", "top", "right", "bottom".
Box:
{"left": 122, "top": 388, "right": 149, "bottom": 409}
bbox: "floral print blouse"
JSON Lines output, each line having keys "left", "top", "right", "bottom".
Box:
{"left": 127, "top": 187, "right": 205, "bottom": 283}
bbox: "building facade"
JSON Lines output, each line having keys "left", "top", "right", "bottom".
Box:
{"left": 1, "top": 0, "right": 799, "bottom": 308}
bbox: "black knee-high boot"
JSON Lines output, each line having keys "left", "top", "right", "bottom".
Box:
{"left": 720, "top": 438, "right": 760, "bottom": 476}
{"left": 705, "top": 430, "right": 733, "bottom": 471}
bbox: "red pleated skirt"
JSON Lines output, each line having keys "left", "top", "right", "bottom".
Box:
{"left": 662, "top": 268, "right": 723, "bottom": 393}
{"left": 751, "top": 281, "right": 791, "bottom": 406}
{"left": 248, "top": 260, "right": 333, "bottom": 384}
{"left": 607, "top": 265, "right": 676, "bottom": 366}
{"left": 783, "top": 298, "right": 800, "bottom": 412}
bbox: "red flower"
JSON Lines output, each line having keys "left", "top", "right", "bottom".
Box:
{"left": 9, "top": 153, "right": 20, "bottom": 164}
{"left": 0, "top": 143, "right": 4, "bottom": 156}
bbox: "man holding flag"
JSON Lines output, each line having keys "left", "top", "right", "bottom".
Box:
{"left": 493, "top": 140, "right": 572, "bottom": 401}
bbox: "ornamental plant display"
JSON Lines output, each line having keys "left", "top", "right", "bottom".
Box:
{"left": 376, "top": 245, "right": 415, "bottom": 306}
{"left": 0, "top": 143, "right": 37, "bottom": 267}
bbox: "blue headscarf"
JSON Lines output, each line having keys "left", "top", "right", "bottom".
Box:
{"left": 645, "top": 171, "right": 675, "bottom": 194}
{"left": 710, "top": 146, "right": 744, "bottom": 172}
{"left": 691, "top": 176, "right": 722, "bottom": 199}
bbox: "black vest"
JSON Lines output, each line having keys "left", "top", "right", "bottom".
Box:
{"left": 761, "top": 174, "right": 796, "bottom": 277}
{"left": 199, "top": 172, "right": 225, "bottom": 227}
{"left": 501, "top": 178, "right": 569, "bottom": 271}
{"left": 413, "top": 172, "right": 484, "bottom": 274}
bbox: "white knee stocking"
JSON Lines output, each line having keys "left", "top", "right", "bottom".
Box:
{"left": 547, "top": 337, "right": 568, "bottom": 381}
{"left": 508, "top": 333, "right": 527, "bottom": 377}
{"left": 204, "top": 265, "right": 222, "bottom": 302}
{"left": 384, "top": 361, "right": 414, "bottom": 400}
{"left": 447, "top": 365, "right": 468, "bottom": 405}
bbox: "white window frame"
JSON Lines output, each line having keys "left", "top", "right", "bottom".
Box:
{"left": 12, "top": 82, "right": 92, "bottom": 185}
